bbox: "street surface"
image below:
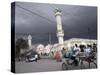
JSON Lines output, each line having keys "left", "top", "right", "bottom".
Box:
{"left": 15, "top": 59, "right": 97, "bottom": 73}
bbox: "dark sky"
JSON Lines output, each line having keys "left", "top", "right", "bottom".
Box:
{"left": 12, "top": 2, "right": 97, "bottom": 44}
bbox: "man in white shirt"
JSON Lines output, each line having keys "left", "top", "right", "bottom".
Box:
{"left": 71, "top": 44, "right": 80, "bottom": 66}
{"left": 84, "top": 45, "right": 92, "bottom": 57}
{"left": 73, "top": 44, "right": 80, "bottom": 57}
{"left": 35, "top": 54, "right": 38, "bottom": 62}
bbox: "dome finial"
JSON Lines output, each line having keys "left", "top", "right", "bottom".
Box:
{"left": 55, "top": 8, "right": 61, "bottom": 13}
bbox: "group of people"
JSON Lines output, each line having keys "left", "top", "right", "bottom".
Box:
{"left": 62, "top": 43, "right": 97, "bottom": 66}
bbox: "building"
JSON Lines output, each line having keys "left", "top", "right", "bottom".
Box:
{"left": 52, "top": 38, "right": 97, "bottom": 51}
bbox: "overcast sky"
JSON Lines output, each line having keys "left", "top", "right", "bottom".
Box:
{"left": 12, "top": 2, "right": 97, "bottom": 44}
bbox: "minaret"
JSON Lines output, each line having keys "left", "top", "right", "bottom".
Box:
{"left": 55, "top": 8, "right": 64, "bottom": 50}
{"left": 28, "top": 35, "right": 32, "bottom": 49}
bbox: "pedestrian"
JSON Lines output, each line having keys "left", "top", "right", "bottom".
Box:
{"left": 61, "top": 47, "right": 66, "bottom": 58}
{"left": 71, "top": 44, "right": 80, "bottom": 66}
{"left": 83, "top": 45, "right": 94, "bottom": 63}
{"left": 84, "top": 45, "right": 92, "bottom": 57}
{"left": 35, "top": 54, "right": 38, "bottom": 62}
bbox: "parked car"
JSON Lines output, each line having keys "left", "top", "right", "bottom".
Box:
{"left": 26, "top": 54, "right": 38, "bottom": 62}
{"left": 25, "top": 50, "right": 40, "bottom": 62}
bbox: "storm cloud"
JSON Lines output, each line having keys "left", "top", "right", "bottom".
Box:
{"left": 12, "top": 2, "right": 97, "bottom": 44}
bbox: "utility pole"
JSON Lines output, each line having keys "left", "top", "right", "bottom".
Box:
{"left": 48, "top": 33, "right": 52, "bottom": 45}
{"left": 88, "top": 27, "right": 91, "bottom": 44}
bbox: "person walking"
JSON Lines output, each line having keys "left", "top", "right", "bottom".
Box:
{"left": 71, "top": 44, "right": 80, "bottom": 66}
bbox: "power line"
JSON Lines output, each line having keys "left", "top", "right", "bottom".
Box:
{"left": 16, "top": 32, "right": 56, "bottom": 35}
{"left": 16, "top": 4, "right": 55, "bottom": 24}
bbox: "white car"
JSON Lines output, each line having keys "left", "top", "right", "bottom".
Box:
{"left": 26, "top": 54, "right": 38, "bottom": 62}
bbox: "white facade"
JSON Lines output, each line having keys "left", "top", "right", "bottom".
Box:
{"left": 36, "top": 44, "right": 52, "bottom": 55}
{"left": 53, "top": 38, "right": 97, "bottom": 51}
{"left": 32, "top": 38, "right": 97, "bottom": 55}
{"left": 36, "top": 44, "right": 45, "bottom": 54}
{"left": 45, "top": 44, "right": 51, "bottom": 54}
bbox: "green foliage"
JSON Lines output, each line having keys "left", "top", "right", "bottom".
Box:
{"left": 15, "top": 38, "right": 28, "bottom": 57}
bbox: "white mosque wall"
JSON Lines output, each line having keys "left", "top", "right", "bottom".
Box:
{"left": 53, "top": 38, "right": 97, "bottom": 51}
{"left": 30, "top": 38, "right": 97, "bottom": 55}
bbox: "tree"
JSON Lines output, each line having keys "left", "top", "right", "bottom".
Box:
{"left": 15, "top": 38, "right": 28, "bottom": 58}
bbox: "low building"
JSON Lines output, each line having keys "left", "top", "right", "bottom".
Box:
{"left": 53, "top": 38, "right": 97, "bottom": 51}
{"left": 30, "top": 38, "right": 97, "bottom": 57}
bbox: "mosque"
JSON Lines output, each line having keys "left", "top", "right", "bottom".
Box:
{"left": 27, "top": 8, "right": 97, "bottom": 55}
